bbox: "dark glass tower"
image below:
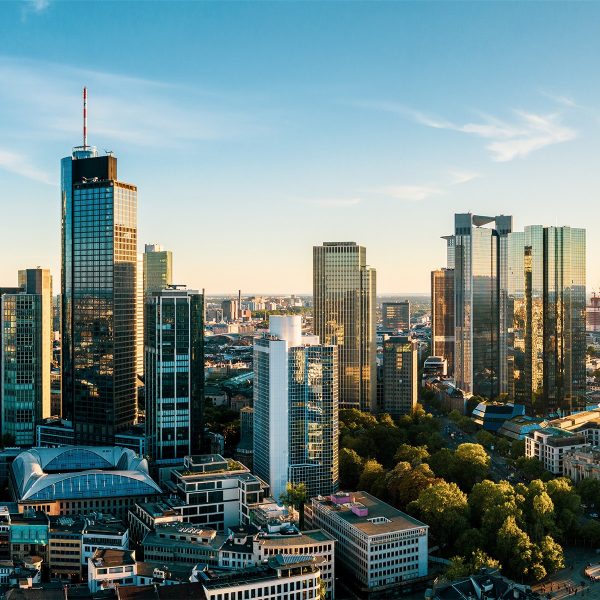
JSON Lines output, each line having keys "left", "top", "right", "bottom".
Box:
{"left": 61, "top": 147, "right": 138, "bottom": 444}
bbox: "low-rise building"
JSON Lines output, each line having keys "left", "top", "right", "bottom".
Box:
{"left": 48, "top": 515, "right": 85, "bottom": 581}
{"left": 197, "top": 555, "right": 324, "bottom": 600}
{"left": 563, "top": 446, "right": 600, "bottom": 482}
{"left": 88, "top": 548, "right": 137, "bottom": 593}
{"left": 128, "top": 498, "right": 186, "bottom": 551}
{"left": 306, "top": 491, "right": 428, "bottom": 594}
{"left": 471, "top": 402, "right": 526, "bottom": 432}
{"left": 9, "top": 510, "right": 48, "bottom": 562}
{"left": 496, "top": 416, "right": 543, "bottom": 440}
{"left": 423, "top": 356, "right": 448, "bottom": 379}
{"left": 525, "top": 428, "right": 588, "bottom": 474}
{"left": 82, "top": 515, "right": 129, "bottom": 566}
{"left": 164, "top": 454, "right": 267, "bottom": 530}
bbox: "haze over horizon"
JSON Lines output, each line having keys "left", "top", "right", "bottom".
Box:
{"left": 2, "top": 2, "right": 600, "bottom": 294}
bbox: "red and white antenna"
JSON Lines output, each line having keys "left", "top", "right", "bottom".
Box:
{"left": 83, "top": 86, "right": 88, "bottom": 148}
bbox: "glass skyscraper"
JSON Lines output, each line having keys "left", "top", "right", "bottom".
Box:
{"left": 453, "top": 213, "right": 512, "bottom": 398}
{"left": 382, "top": 336, "right": 418, "bottom": 418}
{"left": 145, "top": 288, "right": 204, "bottom": 464}
{"left": 1, "top": 269, "right": 52, "bottom": 446}
{"left": 431, "top": 268, "right": 455, "bottom": 375}
{"left": 507, "top": 226, "right": 586, "bottom": 414}
{"left": 61, "top": 147, "right": 138, "bottom": 445}
{"left": 143, "top": 244, "right": 173, "bottom": 296}
{"left": 313, "top": 242, "right": 376, "bottom": 411}
{"left": 381, "top": 301, "right": 410, "bottom": 332}
{"left": 253, "top": 316, "right": 339, "bottom": 500}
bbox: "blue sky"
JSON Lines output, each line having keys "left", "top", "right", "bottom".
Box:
{"left": 1, "top": 1, "right": 600, "bottom": 294}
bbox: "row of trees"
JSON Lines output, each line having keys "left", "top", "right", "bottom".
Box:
{"left": 337, "top": 407, "right": 600, "bottom": 583}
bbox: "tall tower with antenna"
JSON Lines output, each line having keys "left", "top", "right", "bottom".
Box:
{"left": 61, "top": 88, "right": 139, "bottom": 445}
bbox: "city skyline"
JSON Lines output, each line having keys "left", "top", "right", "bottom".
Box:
{"left": 2, "top": 2, "right": 600, "bottom": 294}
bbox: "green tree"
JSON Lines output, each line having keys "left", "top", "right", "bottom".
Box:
{"left": 408, "top": 481, "right": 469, "bottom": 546}
{"left": 427, "top": 448, "right": 456, "bottom": 481}
{"left": 475, "top": 430, "right": 495, "bottom": 448}
{"left": 394, "top": 444, "right": 430, "bottom": 466}
{"left": 448, "top": 409, "right": 462, "bottom": 423}
{"left": 339, "top": 448, "right": 363, "bottom": 490}
{"left": 454, "top": 443, "right": 490, "bottom": 491}
{"left": 578, "top": 478, "right": 600, "bottom": 507}
{"left": 445, "top": 556, "right": 470, "bottom": 580}
{"left": 358, "top": 459, "right": 385, "bottom": 492}
{"left": 515, "top": 456, "right": 546, "bottom": 480}
{"left": 496, "top": 516, "right": 536, "bottom": 580}
{"left": 536, "top": 535, "right": 564, "bottom": 575}
{"left": 510, "top": 439, "right": 525, "bottom": 460}
{"left": 545, "top": 477, "right": 582, "bottom": 541}
{"left": 383, "top": 462, "right": 437, "bottom": 508}
{"left": 279, "top": 482, "right": 307, "bottom": 510}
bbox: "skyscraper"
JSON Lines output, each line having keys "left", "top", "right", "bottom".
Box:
{"left": 145, "top": 288, "right": 204, "bottom": 463}
{"left": 61, "top": 128, "right": 138, "bottom": 444}
{"left": 313, "top": 242, "right": 376, "bottom": 411}
{"left": 382, "top": 335, "right": 418, "bottom": 418}
{"left": 253, "top": 316, "right": 338, "bottom": 499}
{"left": 222, "top": 299, "right": 238, "bottom": 322}
{"left": 136, "top": 253, "right": 144, "bottom": 380}
{"left": 143, "top": 244, "right": 173, "bottom": 296}
{"left": 0, "top": 268, "right": 52, "bottom": 446}
{"left": 431, "top": 268, "right": 455, "bottom": 375}
{"left": 508, "top": 225, "right": 586, "bottom": 414}
{"left": 382, "top": 301, "right": 411, "bottom": 331}
{"left": 453, "top": 213, "right": 512, "bottom": 398}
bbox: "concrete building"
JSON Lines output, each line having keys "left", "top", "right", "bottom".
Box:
{"left": 431, "top": 268, "right": 455, "bottom": 375}
{"left": 0, "top": 269, "right": 52, "bottom": 446}
{"left": 382, "top": 301, "right": 410, "bottom": 332}
{"left": 306, "top": 491, "right": 428, "bottom": 593}
{"left": 563, "top": 446, "right": 600, "bottom": 482}
{"left": 128, "top": 498, "right": 186, "bottom": 551}
{"left": 234, "top": 406, "right": 254, "bottom": 471}
{"left": 254, "top": 316, "right": 339, "bottom": 499}
{"left": 145, "top": 288, "right": 204, "bottom": 464}
{"left": 525, "top": 428, "right": 588, "bottom": 474}
{"left": 423, "top": 356, "right": 448, "bottom": 379}
{"left": 382, "top": 336, "right": 418, "bottom": 417}
{"left": 313, "top": 242, "right": 376, "bottom": 411}
{"left": 222, "top": 299, "right": 239, "bottom": 322}
{"left": 164, "top": 454, "right": 267, "bottom": 530}
{"left": 10, "top": 446, "right": 161, "bottom": 518}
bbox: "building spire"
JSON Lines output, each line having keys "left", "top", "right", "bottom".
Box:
{"left": 83, "top": 87, "right": 88, "bottom": 148}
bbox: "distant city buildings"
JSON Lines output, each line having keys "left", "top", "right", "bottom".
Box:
{"left": 382, "top": 300, "right": 410, "bottom": 331}
{"left": 61, "top": 144, "right": 138, "bottom": 445}
{"left": 253, "top": 316, "right": 339, "bottom": 499}
{"left": 382, "top": 336, "right": 418, "bottom": 417}
{"left": 145, "top": 287, "right": 204, "bottom": 464}
{"left": 313, "top": 242, "right": 376, "bottom": 411}
{"left": 0, "top": 268, "right": 52, "bottom": 446}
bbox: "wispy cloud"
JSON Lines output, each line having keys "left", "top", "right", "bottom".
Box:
{"left": 448, "top": 170, "right": 480, "bottom": 185}
{"left": 356, "top": 100, "right": 577, "bottom": 162}
{"left": 374, "top": 185, "right": 442, "bottom": 202}
{"left": 304, "top": 197, "right": 361, "bottom": 207}
{"left": 21, "top": 0, "right": 50, "bottom": 20}
{"left": 0, "top": 56, "right": 271, "bottom": 149}
{"left": 0, "top": 148, "right": 54, "bottom": 185}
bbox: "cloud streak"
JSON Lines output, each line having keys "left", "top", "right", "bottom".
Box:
{"left": 357, "top": 101, "right": 577, "bottom": 162}
{"left": 0, "top": 148, "right": 54, "bottom": 185}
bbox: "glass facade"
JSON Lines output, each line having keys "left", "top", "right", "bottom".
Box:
{"left": 431, "top": 269, "right": 454, "bottom": 374}
{"left": 143, "top": 245, "right": 173, "bottom": 296}
{"left": 453, "top": 214, "right": 512, "bottom": 398}
{"left": 145, "top": 289, "right": 204, "bottom": 463}
{"left": 381, "top": 302, "right": 410, "bottom": 331}
{"left": 506, "top": 226, "right": 586, "bottom": 414}
{"left": 61, "top": 151, "right": 138, "bottom": 444}
{"left": 313, "top": 242, "right": 376, "bottom": 411}
{"left": 288, "top": 345, "right": 339, "bottom": 498}
{"left": 382, "top": 336, "right": 418, "bottom": 418}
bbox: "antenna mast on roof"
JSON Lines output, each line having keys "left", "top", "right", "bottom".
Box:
{"left": 83, "top": 86, "right": 88, "bottom": 148}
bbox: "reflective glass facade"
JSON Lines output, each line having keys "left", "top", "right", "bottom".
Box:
{"left": 288, "top": 345, "right": 338, "bottom": 498}
{"left": 382, "top": 336, "right": 418, "bottom": 418}
{"left": 453, "top": 214, "right": 512, "bottom": 398}
{"left": 145, "top": 289, "right": 204, "bottom": 463}
{"left": 143, "top": 245, "right": 173, "bottom": 295}
{"left": 381, "top": 302, "right": 410, "bottom": 331}
{"left": 313, "top": 242, "right": 376, "bottom": 411}
{"left": 508, "top": 226, "right": 586, "bottom": 414}
{"left": 61, "top": 151, "right": 138, "bottom": 444}
{"left": 431, "top": 269, "right": 454, "bottom": 375}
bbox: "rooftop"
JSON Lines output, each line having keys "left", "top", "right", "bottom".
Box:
{"left": 313, "top": 491, "right": 427, "bottom": 537}
{"left": 91, "top": 548, "right": 135, "bottom": 569}
{"left": 256, "top": 529, "right": 334, "bottom": 547}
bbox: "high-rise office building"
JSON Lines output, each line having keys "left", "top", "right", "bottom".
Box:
{"left": 453, "top": 214, "right": 512, "bottom": 398}
{"left": 382, "top": 336, "right": 418, "bottom": 417}
{"left": 381, "top": 301, "right": 410, "bottom": 331}
{"left": 222, "top": 299, "right": 238, "bottom": 322}
{"left": 313, "top": 242, "right": 376, "bottom": 411}
{"left": 136, "top": 253, "right": 144, "bottom": 379}
{"left": 145, "top": 288, "right": 204, "bottom": 463}
{"left": 1, "top": 268, "right": 52, "bottom": 445}
{"left": 431, "top": 268, "right": 455, "bottom": 375}
{"left": 143, "top": 244, "right": 173, "bottom": 296}
{"left": 508, "top": 226, "right": 586, "bottom": 414}
{"left": 61, "top": 137, "right": 138, "bottom": 444}
{"left": 253, "top": 316, "right": 338, "bottom": 499}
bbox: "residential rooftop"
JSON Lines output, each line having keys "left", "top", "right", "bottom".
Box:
{"left": 91, "top": 548, "right": 135, "bottom": 569}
